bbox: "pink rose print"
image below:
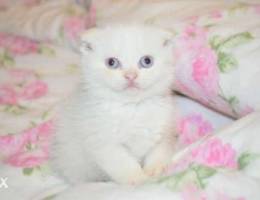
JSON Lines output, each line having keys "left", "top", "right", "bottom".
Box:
{"left": 0, "top": 85, "right": 17, "bottom": 105}
{"left": 178, "top": 114, "right": 213, "bottom": 145}
{"left": 181, "top": 184, "right": 207, "bottom": 200}
{"left": 63, "top": 16, "right": 86, "bottom": 40}
{"left": 63, "top": 5, "right": 96, "bottom": 41}
{"left": 166, "top": 138, "right": 237, "bottom": 174}
{"left": 239, "top": 105, "right": 254, "bottom": 117}
{"left": 175, "top": 25, "right": 219, "bottom": 100}
{"left": 23, "top": 0, "right": 40, "bottom": 6}
{"left": 0, "top": 121, "right": 53, "bottom": 167}
{"left": 0, "top": 0, "right": 8, "bottom": 10}
{"left": 210, "top": 10, "right": 223, "bottom": 19}
{"left": 185, "top": 15, "right": 199, "bottom": 24}
{"left": 8, "top": 69, "right": 35, "bottom": 83}
{"left": 0, "top": 33, "right": 39, "bottom": 55}
{"left": 21, "top": 80, "right": 48, "bottom": 100}
{"left": 7, "top": 151, "right": 48, "bottom": 168}
{"left": 192, "top": 138, "right": 237, "bottom": 169}
{"left": 165, "top": 155, "right": 193, "bottom": 174}
{"left": 0, "top": 133, "right": 27, "bottom": 157}
{"left": 1, "top": 70, "right": 48, "bottom": 104}
{"left": 180, "top": 25, "right": 208, "bottom": 49}
{"left": 192, "top": 47, "right": 218, "bottom": 97}
{"left": 253, "top": 5, "right": 260, "bottom": 15}
{"left": 182, "top": 188, "right": 246, "bottom": 200}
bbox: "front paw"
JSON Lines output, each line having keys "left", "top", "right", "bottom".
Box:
{"left": 128, "top": 171, "right": 149, "bottom": 185}
{"left": 144, "top": 153, "right": 171, "bottom": 177}
{"left": 144, "top": 162, "right": 167, "bottom": 177}
{"left": 115, "top": 170, "right": 148, "bottom": 185}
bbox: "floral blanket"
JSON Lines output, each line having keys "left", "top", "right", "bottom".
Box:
{"left": 0, "top": 1, "right": 260, "bottom": 200}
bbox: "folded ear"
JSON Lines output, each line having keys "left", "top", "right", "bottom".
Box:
{"left": 80, "top": 27, "right": 101, "bottom": 53}
{"left": 161, "top": 29, "right": 175, "bottom": 48}
{"left": 75, "top": 0, "right": 92, "bottom": 9}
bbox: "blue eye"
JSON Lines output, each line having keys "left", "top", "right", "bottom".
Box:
{"left": 139, "top": 55, "right": 154, "bottom": 68}
{"left": 105, "top": 57, "right": 121, "bottom": 69}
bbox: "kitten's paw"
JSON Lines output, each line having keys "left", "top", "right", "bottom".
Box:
{"left": 144, "top": 162, "right": 167, "bottom": 177}
{"left": 144, "top": 143, "right": 174, "bottom": 177}
{"left": 128, "top": 171, "right": 148, "bottom": 185}
{"left": 144, "top": 153, "right": 171, "bottom": 177}
{"left": 115, "top": 170, "right": 148, "bottom": 185}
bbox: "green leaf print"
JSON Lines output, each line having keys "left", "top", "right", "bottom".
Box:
{"left": 58, "top": 28, "right": 65, "bottom": 40}
{"left": 210, "top": 35, "right": 223, "bottom": 50}
{"left": 228, "top": 96, "right": 239, "bottom": 106}
{"left": 67, "top": 64, "right": 79, "bottom": 74}
{"left": 26, "top": 142, "right": 37, "bottom": 151}
{"left": 192, "top": 165, "right": 217, "bottom": 188}
{"left": 218, "top": 52, "right": 238, "bottom": 72}
{"left": 42, "top": 194, "right": 57, "bottom": 200}
{"left": 211, "top": 32, "right": 254, "bottom": 52}
{"left": 0, "top": 50, "right": 15, "bottom": 67}
{"left": 41, "top": 109, "right": 52, "bottom": 120}
{"left": 38, "top": 45, "right": 56, "bottom": 56}
{"left": 218, "top": 90, "right": 240, "bottom": 116}
{"left": 218, "top": 32, "right": 254, "bottom": 51}
{"left": 36, "top": 164, "right": 51, "bottom": 175}
{"left": 193, "top": 165, "right": 217, "bottom": 179}
{"left": 211, "top": 32, "right": 254, "bottom": 73}
{"left": 65, "top": 6, "right": 79, "bottom": 16}
{"left": 229, "top": 3, "right": 248, "bottom": 14}
{"left": 158, "top": 170, "right": 197, "bottom": 191}
{"left": 157, "top": 165, "right": 216, "bottom": 190}
{"left": 238, "top": 152, "right": 260, "bottom": 170}
{"left": 23, "top": 168, "right": 34, "bottom": 176}
{"left": 3, "top": 105, "right": 27, "bottom": 115}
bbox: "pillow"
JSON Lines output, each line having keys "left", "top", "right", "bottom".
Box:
{"left": 172, "top": 4, "right": 260, "bottom": 118}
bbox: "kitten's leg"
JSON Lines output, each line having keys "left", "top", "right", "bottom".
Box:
{"left": 144, "top": 134, "right": 177, "bottom": 177}
{"left": 51, "top": 138, "right": 102, "bottom": 184}
{"left": 93, "top": 145, "right": 148, "bottom": 185}
{"left": 50, "top": 143, "right": 89, "bottom": 184}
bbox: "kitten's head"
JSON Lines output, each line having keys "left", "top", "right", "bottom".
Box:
{"left": 80, "top": 25, "right": 175, "bottom": 101}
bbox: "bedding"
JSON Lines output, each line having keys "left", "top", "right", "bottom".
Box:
{"left": 94, "top": 0, "right": 260, "bottom": 118}
{"left": 0, "top": 0, "right": 260, "bottom": 200}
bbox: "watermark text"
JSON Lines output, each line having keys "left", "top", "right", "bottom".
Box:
{"left": 0, "top": 177, "right": 8, "bottom": 189}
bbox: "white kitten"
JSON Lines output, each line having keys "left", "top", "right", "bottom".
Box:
{"left": 50, "top": 25, "right": 177, "bottom": 185}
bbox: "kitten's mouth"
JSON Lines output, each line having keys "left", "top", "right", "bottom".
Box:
{"left": 124, "top": 82, "right": 140, "bottom": 90}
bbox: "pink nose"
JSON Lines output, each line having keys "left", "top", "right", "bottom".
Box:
{"left": 124, "top": 72, "right": 138, "bottom": 81}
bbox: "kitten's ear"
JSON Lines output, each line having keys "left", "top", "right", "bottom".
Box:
{"left": 75, "top": 0, "right": 92, "bottom": 9}
{"left": 163, "top": 39, "right": 173, "bottom": 47}
{"left": 80, "top": 27, "right": 100, "bottom": 53}
{"left": 80, "top": 40, "right": 93, "bottom": 53}
{"left": 161, "top": 29, "right": 175, "bottom": 48}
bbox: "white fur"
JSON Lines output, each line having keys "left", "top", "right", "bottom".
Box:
{"left": 50, "top": 25, "right": 177, "bottom": 185}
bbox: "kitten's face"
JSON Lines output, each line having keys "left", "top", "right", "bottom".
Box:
{"left": 80, "top": 25, "right": 174, "bottom": 97}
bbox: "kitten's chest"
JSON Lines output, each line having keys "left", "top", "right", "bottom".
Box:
{"left": 97, "top": 100, "right": 173, "bottom": 157}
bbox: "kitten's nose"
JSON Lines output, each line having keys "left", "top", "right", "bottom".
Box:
{"left": 124, "top": 71, "right": 138, "bottom": 81}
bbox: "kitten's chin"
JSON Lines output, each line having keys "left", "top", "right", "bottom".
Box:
{"left": 123, "top": 84, "right": 141, "bottom": 91}
{"left": 120, "top": 87, "right": 143, "bottom": 96}
{"left": 107, "top": 84, "right": 147, "bottom": 98}
{"left": 118, "top": 84, "right": 168, "bottom": 100}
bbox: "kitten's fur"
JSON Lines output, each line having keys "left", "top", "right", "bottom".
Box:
{"left": 51, "top": 25, "right": 177, "bottom": 185}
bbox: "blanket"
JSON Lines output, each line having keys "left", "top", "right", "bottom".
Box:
{"left": 0, "top": 0, "right": 260, "bottom": 199}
